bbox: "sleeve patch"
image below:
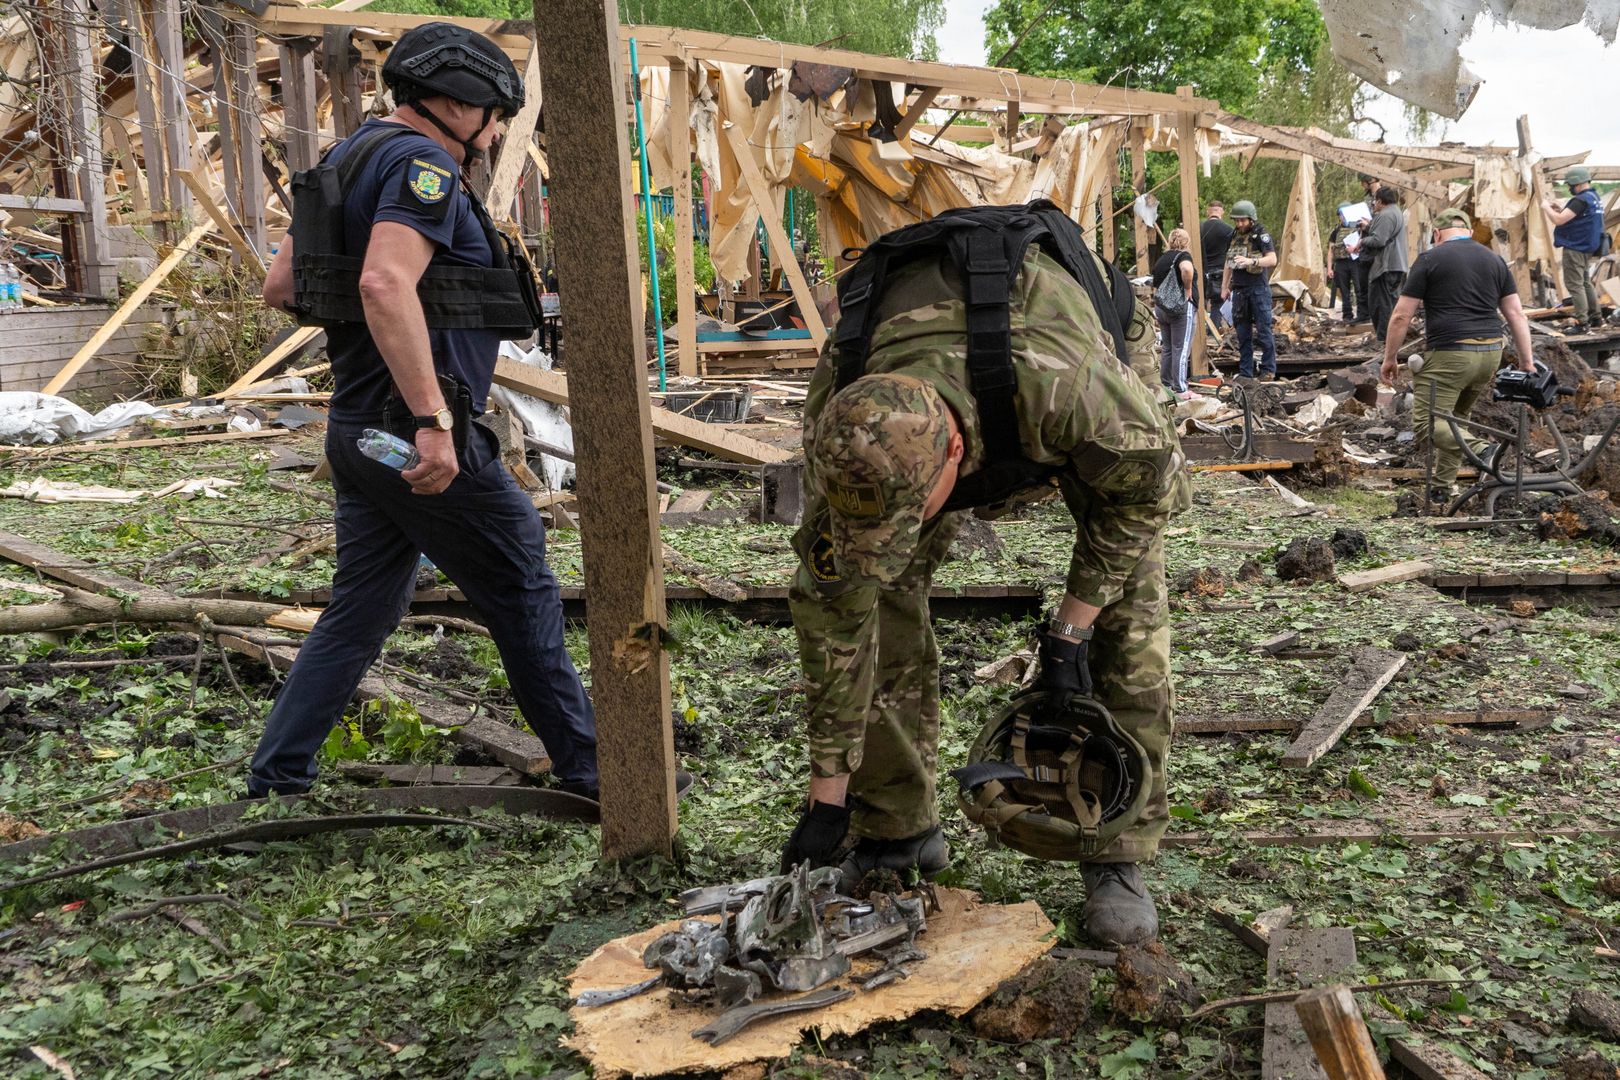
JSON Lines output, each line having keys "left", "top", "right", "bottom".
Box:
{"left": 402, "top": 157, "right": 455, "bottom": 221}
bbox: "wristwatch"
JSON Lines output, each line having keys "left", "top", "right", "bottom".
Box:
{"left": 1047, "top": 615, "right": 1094, "bottom": 641}
{"left": 413, "top": 408, "right": 453, "bottom": 432}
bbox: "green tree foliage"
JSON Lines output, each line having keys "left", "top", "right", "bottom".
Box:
{"left": 617, "top": 0, "right": 946, "bottom": 59}
{"left": 983, "top": 0, "right": 1324, "bottom": 115}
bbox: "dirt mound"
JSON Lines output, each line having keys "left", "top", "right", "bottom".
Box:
{"left": 1533, "top": 494, "right": 1620, "bottom": 546}
{"left": 1330, "top": 528, "right": 1368, "bottom": 559}
{"left": 1236, "top": 559, "right": 1266, "bottom": 583}
{"left": 971, "top": 954, "right": 1093, "bottom": 1041}
{"left": 1111, "top": 941, "right": 1198, "bottom": 1024}
{"left": 1174, "top": 566, "right": 1231, "bottom": 597}
{"left": 1275, "top": 537, "right": 1337, "bottom": 583}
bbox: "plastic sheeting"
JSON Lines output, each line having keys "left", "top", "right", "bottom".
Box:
{"left": 489, "top": 341, "right": 575, "bottom": 492}
{"left": 0, "top": 392, "right": 170, "bottom": 446}
{"left": 1322, "top": 0, "right": 1620, "bottom": 118}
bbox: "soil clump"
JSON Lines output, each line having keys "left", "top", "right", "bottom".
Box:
{"left": 971, "top": 953, "right": 1093, "bottom": 1041}
{"left": 1275, "top": 537, "right": 1337, "bottom": 583}
{"left": 1111, "top": 941, "right": 1198, "bottom": 1024}
{"left": 1533, "top": 493, "right": 1620, "bottom": 546}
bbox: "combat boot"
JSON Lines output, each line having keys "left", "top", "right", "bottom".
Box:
{"left": 1081, "top": 862, "right": 1159, "bottom": 945}
{"left": 838, "top": 826, "right": 949, "bottom": 884}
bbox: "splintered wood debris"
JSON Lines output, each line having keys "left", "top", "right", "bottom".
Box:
{"left": 564, "top": 887, "right": 1052, "bottom": 1078}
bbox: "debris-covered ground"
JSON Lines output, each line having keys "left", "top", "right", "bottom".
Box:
{"left": 2, "top": 422, "right": 1619, "bottom": 1079}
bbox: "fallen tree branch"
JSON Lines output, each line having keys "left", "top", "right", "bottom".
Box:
{"left": 1186, "top": 977, "right": 1475, "bottom": 1021}
{"left": 398, "top": 614, "right": 492, "bottom": 639}
{"left": 0, "top": 591, "right": 292, "bottom": 634}
{"left": 106, "top": 893, "right": 264, "bottom": 923}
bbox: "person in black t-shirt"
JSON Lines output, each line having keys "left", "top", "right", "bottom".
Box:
{"left": 1151, "top": 228, "right": 1198, "bottom": 396}
{"left": 1199, "top": 201, "right": 1234, "bottom": 328}
{"left": 1379, "top": 208, "right": 1535, "bottom": 494}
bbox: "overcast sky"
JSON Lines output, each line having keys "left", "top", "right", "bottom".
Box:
{"left": 936, "top": 1, "right": 1620, "bottom": 164}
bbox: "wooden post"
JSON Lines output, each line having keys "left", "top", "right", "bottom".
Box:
{"left": 1130, "top": 117, "right": 1150, "bottom": 275}
{"left": 668, "top": 58, "right": 698, "bottom": 377}
{"left": 59, "top": 0, "right": 117, "bottom": 298}
{"left": 1295, "top": 986, "right": 1387, "bottom": 1080}
{"left": 1099, "top": 193, "right": 1116, "bottom": 263}
{"left": 323, "top": 28, "right": 366, "bottom": 139}
{"left": 152, "top": 0, "right": 192, "bottom": 223}
{"left": 227, "top": 23, "right": 267, "bottom": 255}
{"left": 1004, "top": 99, "right": 1019, "bottom": 153}
{"left": 535, "top": 0, "right": 677, "bottom": 859}
{"left": 279, "top": 40, "right": 321, "bottom": 175}
{"left": 1176, "top": 88, "right": 1206, "bottom": 377}
{"left": 203, "top": 15, "right": 241, "bottom": 236}
{"left": 120, "top": 0, "right": 167, "bottom": 238}
{"left": 484, "top": 41, "right": 543, "bottom": 222}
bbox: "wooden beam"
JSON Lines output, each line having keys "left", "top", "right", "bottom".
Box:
{"left": 278, "top": 40, "right": 321, "bottom": 175}
{"left": 323, "top": 27, "right": 366, "bottom": 138}
{"left": 219, "top": 326, "right": 325, "bottom": 397}
{"left": 537, "top": 0, "right": 677, "bottom": 860}
{"left": 53, "top": 0, "right": 117, "bottom": 298}
{"left": 1295, "top": 987, "right": 1387, "bottom": 1080}
{"left": 6, "top": 429, "right": 292, "bottom": 458}
{"left": 669, "top": 58, "right": 698, "bottom": 377}
{"left": 1177, "top": 88, "right": 1208, "bottom": 377}
{"left": 721, "top": 120, "right": 829, "bottom": 350}
{"left": 1263, "top": 928, "right": 1358, "bottom": 1080}
{"left": 41, "top": 220, "right": 214, "bottom": 396}
{"left": 0, "top": 195, "right": 88, "bottom": 215}
{"left": 152, "top": 0, "right": 192, "bottom": 222}
{"left": 1280, "top": 647, "right": 1407, "bottom": 769}
{"left": 250, "top": 9, "right": 1220, "bottom": 115}
{"left": 484, "top": 40, "right": 542, "bottom": 223}
{"left": 122, "top": 0, "right": 168, "bottom": 238}
{"left": 226, "top": 22, "right": 267, "bottom": 254}
{"left": 1130, "top": 117, "right": 1150, "bottom": 275}
{"left": 1338, "top": 560, "right": 1433, "bottom": 592}
{"left": 492, "top": 357, "right": 793, "bottom": 464}
{"left": 1219, "top": 114, "right": 1450, "bottom": 202}
{"left": 893, "top": 86, "right": 941, "bottom": 140}
{"left": 176, "top": 169, "right": 265, "bottom": 272}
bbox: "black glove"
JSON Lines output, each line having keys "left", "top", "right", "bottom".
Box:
{"left": 780, "top": 800, "right": 851, "bottom": 873}
{"left": 1038, "top": 632, "right": 1094, "bottom": 707}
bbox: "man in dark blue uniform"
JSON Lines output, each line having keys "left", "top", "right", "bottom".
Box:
{"left": 1218, "top": 200, "right": 1278, "bottom": 380}
{"left": 252, "top": 24, "right": 598, "bottom": 798}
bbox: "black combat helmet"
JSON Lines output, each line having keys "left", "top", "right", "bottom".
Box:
{"left": 383, "top": 23, "right": 525, "bottom": 118}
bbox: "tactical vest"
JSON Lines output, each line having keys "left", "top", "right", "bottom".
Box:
{"left": 833, "top": 200, "right": 1136, "bottom": 514}
{"left": 289, "top": 124, "right": 542, "bottom": 333}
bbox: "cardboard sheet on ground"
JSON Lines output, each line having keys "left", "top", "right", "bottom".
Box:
{"left": 565, "top": 887, "right": 1052, "bottom": 1078}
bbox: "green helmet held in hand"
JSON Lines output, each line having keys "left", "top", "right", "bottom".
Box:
{"left": 1231, "top": 200, "right": 1257, "bottom": 221}
{"left": 952, "top": 691, "right": 1151, "bottom": 861}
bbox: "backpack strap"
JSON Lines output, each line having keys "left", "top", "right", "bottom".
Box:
{"left": 1028, "top": 200, "right": 1133, "bottom": 365}
{"left": 958, "top": 224, "right": 1020, "bottom": 461}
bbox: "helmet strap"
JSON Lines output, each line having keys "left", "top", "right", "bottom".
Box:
{"left": 406, "top": 100, "right": 492, "bottom": 167}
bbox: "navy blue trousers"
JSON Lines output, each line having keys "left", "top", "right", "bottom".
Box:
{"left": 1232, "top": 284, "right": 1277, "bottom": 377}
{"left": 248, "top": 419, "right": 597, "bottom": 795}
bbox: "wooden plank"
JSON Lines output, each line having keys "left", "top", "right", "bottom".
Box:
{"left": 539, "top": 0, "right": 677, "bottom": 859}
{"left": 278, "top": 40, "right": 320, "bottom": 175}
{"left": 1129, "top": 118, "right": 1150, "bottom": 276}
{"left": 666, "top": 489, "right": 712, "bottom": 513}
{"left": 1295, "top": 986, "right": 1387, "bottom": 1080}
{"left": 893, "top": 85, "right": 941, "bottom": 140}
{"left": 176, "top": 169, "right": 265, "bottom": 272}
{"left": 0, "top": 194, "right": 86, "bottom": 215}
{"left": 153, "top": 0, "right": 192, "bottom": 221}
{"left": 41, "top": 220, "right": 213, "bottom": 395}
{"left": 1255, "top": 630, "right": 1300, "bottom": 655}
{"left": 484, "top": 39, "right": 542, "bottom": 222}
{"left": 1386, "top": 1027, "right": 1492, "bottom": 1080}
{"left": 1190, "top": 459, "right": 1296, "bottom": 473}
{"left": 1178, "top": 708, "right": 1552, "bottom": 735}
{"left": 1263, "top": 928, "right": 1358, "bottom": 1080}
{"left": 60, "top": 0, "right": 117, "bottom": 297}
{"left": 721, "top": 120, "right": 828, "bottom": 350}
{"left": 1338, "top": 560, "right": 1434, "bottom": 592}
{"left": 337, "top": 763, "right": 521, "bottom": 786}
{"left": 1177, "top": 87, "right": 1208, "bottom": 378}
{"left": 4, "top": 429, "right": 291, "bottom": 458}
{"left": 1280, "top": 647, "right": 1407, "bottom": 769}
{"left": 1220, "top": 114, "right": 1449, "bottom": 202}
{"left": 492, "top": 357, "right": 793, "bottom": 464}
{"left": 0, "top": 529, "right": 166, "bottom": 599}
{"left": 219, "top": 326, "right": 325, "bottom": 397}
{"left": 669, "top": 57, "right": 698, "bottom": 378}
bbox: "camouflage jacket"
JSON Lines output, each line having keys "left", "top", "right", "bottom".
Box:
{"left": 795, "top": 247, "right": 1189, "bottom": 720}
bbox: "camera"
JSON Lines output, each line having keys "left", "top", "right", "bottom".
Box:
{"left": 1492, "top": 360, "right": 1563, "bottom": 409}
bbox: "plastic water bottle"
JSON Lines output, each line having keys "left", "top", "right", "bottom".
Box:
{"left": 357, "top": 428, "right": 420, "bottom": 471}
{"left": 0, "top": 263, "right": 17, "bottom": 311}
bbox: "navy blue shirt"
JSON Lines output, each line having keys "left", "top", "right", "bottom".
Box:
{"left": 323, "top": 118, "right": 501, "bottom": 422}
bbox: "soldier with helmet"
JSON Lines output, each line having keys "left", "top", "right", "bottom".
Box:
{"left": 780, "top": 202, "right": 1189, "bottom": 946}
{"left": 250, "top": 24, "right": 601, "bottom": 800}
{"left": 1219, "top": 200, "right": 1279, "bottom": 380}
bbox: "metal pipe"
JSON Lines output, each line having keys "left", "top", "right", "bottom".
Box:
{"left": 628, "top": 38, "right": 668, "bottom": 392}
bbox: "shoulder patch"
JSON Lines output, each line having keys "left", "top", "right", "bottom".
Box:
{"left": 398, "top": 156, "right": 454, "bottom": 222}
{"left": 1257, "top": 232, "right": 1272, "bottom": 245}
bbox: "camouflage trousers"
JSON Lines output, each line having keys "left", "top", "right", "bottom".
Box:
{"left": 789, "top": 499, "right": 1173, "bottom": 863}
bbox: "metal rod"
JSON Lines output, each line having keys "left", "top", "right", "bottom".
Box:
{"left": 1424, "top": 378, "right": 1436, "bottom": 514}
{"left": 628, "top": 38, "right": 668, "bottom": 392}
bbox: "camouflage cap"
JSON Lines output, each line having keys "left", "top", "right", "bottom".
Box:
{"left": 810, "top": 373, "right": 951, "bottom": 585}
{"left": 1434, "top": 207, "right": 1472, "bottom": 231}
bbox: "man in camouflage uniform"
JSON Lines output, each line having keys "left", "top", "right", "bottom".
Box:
{"left": 781, "top": 245, "right": 1190, "bottom": 945}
